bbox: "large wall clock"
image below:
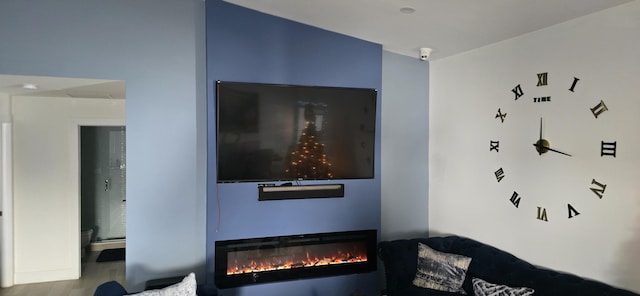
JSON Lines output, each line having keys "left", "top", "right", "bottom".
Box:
{"left": 490, "top": 72, "right": 616, "bottom": 222}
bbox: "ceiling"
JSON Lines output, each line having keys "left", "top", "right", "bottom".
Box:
{"left": 225, "top": 0, "right": 634, "bottom": 60}
{"left": 0, "top": 0, "right": 632, "bottom": 98}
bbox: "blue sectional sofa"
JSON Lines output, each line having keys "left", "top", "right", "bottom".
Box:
{"left": 378, "top": 236, "right": 638, "bottom": 296}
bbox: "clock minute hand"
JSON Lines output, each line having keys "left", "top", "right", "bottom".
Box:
{"left": 531, "top": 143, "right": 572, "bottom": 157}
{"left": 538, "top": 118, "right": 543, "bottom": 155}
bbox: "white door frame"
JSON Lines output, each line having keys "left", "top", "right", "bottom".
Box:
{"left": 70, "top": 118, "right": 125, "bottom": 277}
{"left": 1, "top": 122, "right": 14, "bottom": 288}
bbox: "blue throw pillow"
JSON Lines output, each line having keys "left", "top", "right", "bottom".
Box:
{"left": 93, "top": 281, "right": 128, "bottom": 296}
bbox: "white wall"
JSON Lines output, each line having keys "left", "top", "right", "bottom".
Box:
{"left": 430, "top": 1, "right": 640, "bottom": 292}
{"left": 0, "top": 95, "right": 10, "bottom": 121}
{"left": 11, "top": 96, "right": 124, "bottom": 283}
{"left": 0, "top": 0, "right": 206, "bottom": 290}
{"left": 0, "top": 94, "right": 10, "bottom": 286}
{"left": 381, "top": 51, "right": 430, "bottom": 241}
{"left": 1, "top": 121, "right": 14, "bottom": 287}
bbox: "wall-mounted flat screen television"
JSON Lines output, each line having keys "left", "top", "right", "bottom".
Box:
{"left": 216, "top": 81, "right": 377, "bottom": 183}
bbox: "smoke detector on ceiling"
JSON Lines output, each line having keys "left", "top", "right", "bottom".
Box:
{"left": 419, "top": 48, "right": 433, "bottom": 61}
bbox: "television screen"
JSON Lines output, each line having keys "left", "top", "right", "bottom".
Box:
{"left": 216, "top": 81, "right": 377, "bottom": 183}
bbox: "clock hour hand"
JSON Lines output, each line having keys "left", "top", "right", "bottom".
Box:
{"left": 547, "top": 147, "right": 572, "bottom": 157}
{"left": 532, "top": 143, "right": 572, "bottom": 157}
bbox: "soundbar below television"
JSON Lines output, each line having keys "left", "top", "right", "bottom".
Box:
{"left": 216, "top": 81, "right": 377, "bottom": 183}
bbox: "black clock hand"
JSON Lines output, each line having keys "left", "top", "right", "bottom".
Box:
{"left": 547, "top": 147, "right": 572, "bottom": 157}
{"left": 532, "top": 143, "right": 572, "bottom": 157}
{"left": 538, "top": 118, "right": 543, "bottom": 155}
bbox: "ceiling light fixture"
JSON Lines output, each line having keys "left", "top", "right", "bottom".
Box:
{"left": 22, "top": 83, "right": 38, "bottom": 90}
{"left": 400, "top": 7, "right": 415, "bottom": 14}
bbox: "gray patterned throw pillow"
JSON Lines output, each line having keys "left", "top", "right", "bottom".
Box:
{"left": 412, "top": 242, "right": 472, "bottom": 294}
{"left": 129, "top": 273, "right": 197, "bottom": 296}
{"left": 472, "top": 277, "right": 535, "bottom": 296}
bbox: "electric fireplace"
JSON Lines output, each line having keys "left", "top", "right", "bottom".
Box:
{"left": 214, "top": 229, "right": 377, "bottom": 288}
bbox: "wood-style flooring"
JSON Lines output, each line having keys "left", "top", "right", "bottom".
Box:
{"left": 0, "top": 251, "right": 125, "bottom": 296}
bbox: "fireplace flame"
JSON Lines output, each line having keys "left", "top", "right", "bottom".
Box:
{"left": 227, "top": 251, "right": 367, "bottom": 275}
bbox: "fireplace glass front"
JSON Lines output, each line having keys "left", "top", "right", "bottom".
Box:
{"left": 214, "top": 229, "right": 377, "bottom": 288}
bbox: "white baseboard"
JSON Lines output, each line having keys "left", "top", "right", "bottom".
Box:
{"left": 14, "top": 267, "right": 77, "bottom": 285}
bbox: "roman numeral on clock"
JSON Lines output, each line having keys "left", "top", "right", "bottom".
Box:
{"left": 537, "top": 72, "right": 548, "bottom": 86}
{"left": 495, "top": 108, "right": 507, "bottom": 123}
{"left": 536, "top": 207, "right": 548, "bottom": 221}
{"left": 590, "top": 179, "right": 607, "bottom": 199}
{"left": 494, "top": 168, "right": 505, "bottom": 182}
{"left": 568, "top": 204, "right": 580, "bottom": 218}
{"left": 509, "top": 191, "right": 521, "bottom": 208}
{"left": 590, "top": 100, "right": 609, "bottom": 118}
{"left": 490, "top": 140, "right": 499, "bottom": 152}
{"left": 512, "top": 84, "right": 524, "bottom": 100}
{"left": 601, "top": 141, "right": 616, "bottom": 157}
{"left": 569, "top": 77, "right": 580, "bottom": 92}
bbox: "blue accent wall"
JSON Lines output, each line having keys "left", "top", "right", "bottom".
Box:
{"left": 1, "top": 0, "right": 206, "bottom": 291}
{"left": 206, "top": 1, "right": 382, "bottom": 295}
{"left": 380, "top": 51, "right": 429, "bottom": 242}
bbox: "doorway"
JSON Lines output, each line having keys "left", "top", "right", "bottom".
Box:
{"left": 80, "top": 126, "right": 126, "bottom": 262}
{"left": 0, "top": 75, "right": 126, "bottom": 284}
